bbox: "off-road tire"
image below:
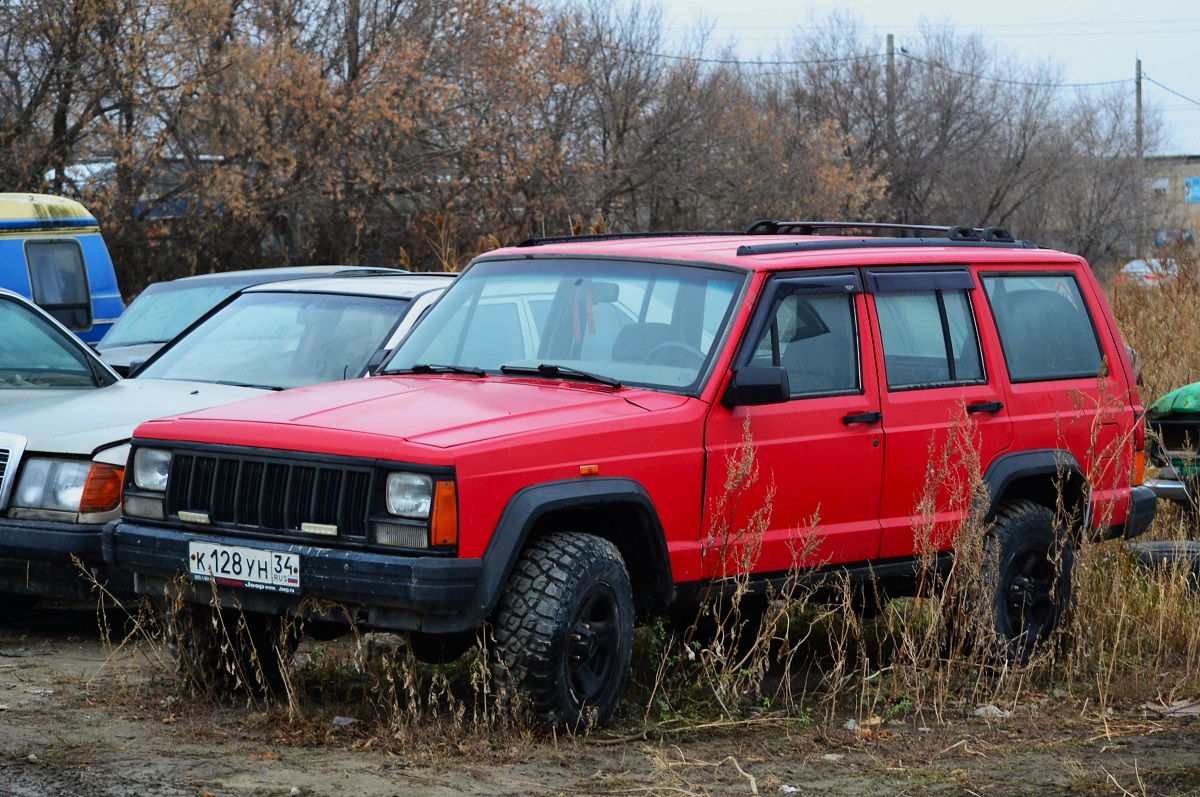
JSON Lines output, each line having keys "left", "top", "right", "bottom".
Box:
{"left": 984, "top": 500, "right": 1074, "bottom": 664}
{"left": 491, "top": 532, "right": 634, "bottom": 730}
{"left": 166, "top": 603, "right": 297, "bottom": 696}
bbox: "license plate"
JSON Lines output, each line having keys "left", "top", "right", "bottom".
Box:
{"left": 188, "top": 541, "right": 300, "bottom": 594}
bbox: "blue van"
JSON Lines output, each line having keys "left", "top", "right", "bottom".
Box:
{"left": 0, "top": 193, "right": 123, "bottom": 343}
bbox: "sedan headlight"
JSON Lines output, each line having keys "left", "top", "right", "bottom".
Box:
{"left": 385, "top": 472, "right": 432, "bottom": 518}
{"left": 14, "top": 459, "right": 93, "bottom": 512}
{"left": 133, "top": 448, "right": 172, "bottom": 492}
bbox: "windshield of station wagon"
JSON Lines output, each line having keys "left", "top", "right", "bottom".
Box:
{"left": 135, "top": 291, "right": 410, "bottom": 390}
{"left": 385, "top": 258, "right": 746, "bottom": 392}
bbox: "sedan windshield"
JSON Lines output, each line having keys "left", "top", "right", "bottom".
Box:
{"left": 385, "top": 258, "right": 746, "bottom": 393}
{"left": 136, "top": 292, "right": 409, "bottom": 389}
{"left": 0, "top": 296, "right": 102, "bottom": 389}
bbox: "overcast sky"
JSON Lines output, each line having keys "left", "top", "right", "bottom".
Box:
{"left": 655, "top": 0, "right": 1200, "bottom": 156}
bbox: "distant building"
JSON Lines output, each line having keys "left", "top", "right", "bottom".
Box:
{"left": 1143, "top": 155, "right": 1200, "bottom": 249}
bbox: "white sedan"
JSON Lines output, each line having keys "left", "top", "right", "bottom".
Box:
{"left": 0, "top": 272, "right": 452, "bottom": 607}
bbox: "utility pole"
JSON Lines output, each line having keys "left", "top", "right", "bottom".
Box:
{"left": 886, "top": 34, "right": 896, "bottom": 151}
{"left": 1136, "top": 58, "right": 1144, "bottom": 159}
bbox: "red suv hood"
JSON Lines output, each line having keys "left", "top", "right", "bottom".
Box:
{"left": 135, "top": 375, "right": 693, "bottom": 456}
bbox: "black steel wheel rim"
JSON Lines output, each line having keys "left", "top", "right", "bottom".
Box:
{"left": 1005, "top": 548, "right": 1056, "bottom": 642}
{"left": 566, "top": 583, "right": 620, "bottom": 704}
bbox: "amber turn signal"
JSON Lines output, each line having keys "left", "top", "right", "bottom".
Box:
{"left": 430, "top": 480, "right": 458, "bottom": 546}
{"left": 80, "top": 464, "right": 125, "bottom": 513}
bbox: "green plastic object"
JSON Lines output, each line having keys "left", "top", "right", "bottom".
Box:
{"left": 1148, "top": 382, "right": 1200, "bottom": 419}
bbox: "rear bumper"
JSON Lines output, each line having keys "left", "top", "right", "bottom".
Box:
{"left": 103, "top": 520, "right": 485, "bottom": 634}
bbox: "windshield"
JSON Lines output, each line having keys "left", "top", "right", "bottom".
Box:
{"left": 386, "top": 258, "right": 745, "bottom": 393}
{"left": 0, "top": 295, "right": 100, "bottom": 388}
{"left": 135, "top": 291, "right": 410, "bottom": 389}
{"left": 98, "top": 281, "right": 245, "bottom": 348}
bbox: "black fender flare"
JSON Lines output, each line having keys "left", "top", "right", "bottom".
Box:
{"left": 982, "top": 449, "right": 1084, "bottom": 520}
{"left": 461, "top": 477, "right": 672, "bottom": 629}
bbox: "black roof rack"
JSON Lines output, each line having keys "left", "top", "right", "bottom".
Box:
{"left": 743, "top": 220, "right": 1017, "bottom": 241}
{"left": 512, "top": 220, "right": 1032, "bottom": 251}
{"left": 736, "top": 220, "right": 1033, "bottom": 256}
{"left": 515, "top": 230, "right": 741, "bottom": 247}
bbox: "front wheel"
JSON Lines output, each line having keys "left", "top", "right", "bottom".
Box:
{"left": 983, "top": 500, "right": 1074, "bottom": 663}
{"left": 492, "top": 533, "right": 634, "bottom": 730}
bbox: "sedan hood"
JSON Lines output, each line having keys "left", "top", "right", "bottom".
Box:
{"left": 0, "top": 388, "right": 91, "bottom": 409}
{"left": 0, "top": 379, "right": 265, "bottom": 457}
{"left": 139, "top": 375, "right": 693, "bottom": 454}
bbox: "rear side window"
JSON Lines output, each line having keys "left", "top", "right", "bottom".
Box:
{"left": 875, "top": 289, "right": 984, "bottom": 390}
{"left": 982, "top": 275, "right": 1103, "bottom": 382}
{"left": 25, "top": 240, "right": 92, "bottom": 331}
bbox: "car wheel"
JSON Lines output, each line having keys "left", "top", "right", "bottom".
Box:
{"left": 984, "top": 500, "right": 1073, "bottom": 663}
{"left": 492, "top": 532, "right": 634, "bottom": 730}
{"left": 166, "top": 603, "right": 298, "bottom": 696}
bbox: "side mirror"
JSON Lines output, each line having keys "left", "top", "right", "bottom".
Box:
{"left": 722, "top": 366, "right": 790, "bottom": 407}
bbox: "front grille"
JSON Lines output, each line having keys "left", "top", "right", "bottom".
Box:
{"left": 166, "top": 451, "right": 375, "bottom": 539}
{"left": 1152, "top": 420, "right": 1199, "bottom": 455}
{"left": 0, "top": 432, "right": 28, "bottom": 511}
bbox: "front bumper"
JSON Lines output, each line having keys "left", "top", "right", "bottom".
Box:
{"left": 1145, "top": 476, "right": 1192, "bottom": 505}
{"left": 103, "top": 520, "right": 485, "bottom": 634}
{"left": 0, "top": 517, "right": 130, "bottom": 599}
{"left": 1145, "top": 461, "right": 1195, "bottom": 507}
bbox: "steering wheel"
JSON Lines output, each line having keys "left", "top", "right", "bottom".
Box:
{"left": 644, "top": 341, "right": 706, "bottom": 368}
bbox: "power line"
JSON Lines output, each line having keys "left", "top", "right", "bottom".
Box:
{"left": 896, "top": 52, "right": 1128, "bottom": 89}
{"left": 1143, "top": 74, "right": 1200, "bottom": 107}
{"left": 605, "top": 42, "right": 1200, "bottom": 108}
{"left": 605, "top": 46, "right": 884, "bottom": 67}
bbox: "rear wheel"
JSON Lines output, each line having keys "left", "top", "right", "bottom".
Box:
{"left": 492, "top": 532, "right": 634, "bottom": 730}
{"left": 983, "top": 500, "right": 1073, "bottom": 663}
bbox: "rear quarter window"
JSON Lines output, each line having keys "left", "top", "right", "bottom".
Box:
{"left": 982, "top": 274, "right": 1103, "bottom": 382}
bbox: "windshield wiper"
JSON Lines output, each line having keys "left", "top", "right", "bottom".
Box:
{"left": 212, "top": 380, "right": 284, "bottom": 391}
{"left": 387, "top": 363, "right": 487, "bottom": 377}
{"left": 500, "top": 363, "right": 622, "bottom": 388}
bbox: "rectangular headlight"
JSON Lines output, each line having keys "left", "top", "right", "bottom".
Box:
{"left": 386, "top": 472, "right": 432, "bottom": 518}
{"left": 133, "top": 448, "right": 172, "bottom": 492}
{"left": 14, "top": 459, "right": 91, "bottom": 512}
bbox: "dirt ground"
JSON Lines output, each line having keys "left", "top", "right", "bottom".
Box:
{"left": 2, "top": 605, "right": 1200, "bottom": 797}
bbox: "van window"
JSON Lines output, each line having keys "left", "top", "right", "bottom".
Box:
{"left": 982, "top": 274, "right": 1103, "bottom": 381}
{"left": 26, "top": 240, "right": 92, "bottom": 331}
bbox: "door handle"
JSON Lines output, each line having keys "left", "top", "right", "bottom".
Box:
{"left": 842, "top": 411, "right": 883, "bottom": 425}
{"left": 967, "top": 401, "right": 1004, "bottom": 414}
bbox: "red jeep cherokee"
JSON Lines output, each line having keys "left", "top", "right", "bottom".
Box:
{"left": 105, "top": 223, "right": 1155, "bottom": 727}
